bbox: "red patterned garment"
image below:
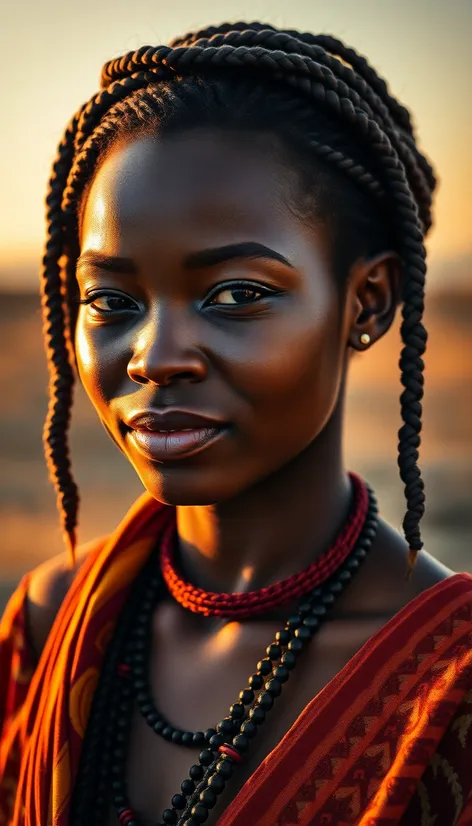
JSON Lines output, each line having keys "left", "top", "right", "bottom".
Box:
{"left": 1, "top": 490, "right": 472, "bottom": 825}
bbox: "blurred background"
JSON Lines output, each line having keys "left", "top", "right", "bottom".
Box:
{"left": 1, "top": 0, "right": 471, "bottom": 611}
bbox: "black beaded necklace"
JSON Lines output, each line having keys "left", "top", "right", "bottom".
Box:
{"left": 70, "top": 485, "right": 378, "bottom": 826}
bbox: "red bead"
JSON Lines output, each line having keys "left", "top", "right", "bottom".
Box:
{"left": 118, "top": 808, "right": 136, "bottom": 826}
{"left": 218, "top": 744, "right": 243, "bottom": 763}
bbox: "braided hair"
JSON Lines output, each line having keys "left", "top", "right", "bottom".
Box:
{"left": 40, "top": 21, "right": 435, "bottom": 577}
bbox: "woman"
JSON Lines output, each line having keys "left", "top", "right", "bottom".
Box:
{"left": 1, "top": 20, "right": 471, "bottom": 826}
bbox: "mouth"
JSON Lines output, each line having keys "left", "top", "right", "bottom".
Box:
{"left": 126, "top": 425, "right": 228, "bottom": 461}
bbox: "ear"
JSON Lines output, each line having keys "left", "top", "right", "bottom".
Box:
{"left": 346, "top": 252, "right": 402, "bottom": 351}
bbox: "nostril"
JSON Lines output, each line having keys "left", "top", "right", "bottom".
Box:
{"left": 128, "top": 371, "right": 148, "bottom": 385}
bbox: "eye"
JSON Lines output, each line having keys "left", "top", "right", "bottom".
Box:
{"left": 78, "top": 292, "right": 139, "bottom": 315}
{"left": 206, "top": 281, "right": 275, "bottom": 307}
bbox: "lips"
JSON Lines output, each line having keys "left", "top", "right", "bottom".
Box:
{"left": 126, "top": 409, "right": 226, "bottom": 432}
{"left": 124, "top": 409, "right": 229, "bottom": 461}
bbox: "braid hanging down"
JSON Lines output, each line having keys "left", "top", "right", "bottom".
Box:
{"left": 39, "top": 21, "right": 436, "bottom": 577}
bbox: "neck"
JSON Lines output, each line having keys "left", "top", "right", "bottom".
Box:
{"left": 176, "top": 401, "right": 352, "bottom": 595}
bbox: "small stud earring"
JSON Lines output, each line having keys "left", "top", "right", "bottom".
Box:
{"left": 360, "top": 333, "right": 371, "bottom": 346}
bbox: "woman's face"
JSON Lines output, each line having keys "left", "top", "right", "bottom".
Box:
{"left": 76, "top": 130, "right": 350, "bottom": 505}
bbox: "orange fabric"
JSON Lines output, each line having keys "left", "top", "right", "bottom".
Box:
{"left": 0, "top": 490, "right": 471, "bottom": 825}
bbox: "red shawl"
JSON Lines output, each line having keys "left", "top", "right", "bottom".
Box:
{"left": 1, "top": 492, "right": 472, "bottom": 825}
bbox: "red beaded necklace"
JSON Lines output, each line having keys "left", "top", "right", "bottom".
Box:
{"left": 161, "top": 472, "right": 368, "bottom": 619}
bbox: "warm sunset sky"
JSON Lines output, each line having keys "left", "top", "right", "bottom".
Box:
{"left": 1, "top": 0, "right": 471, "bottom": 289}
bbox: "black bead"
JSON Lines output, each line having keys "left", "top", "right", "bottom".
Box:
{"left": 216, "top": 758, "right": 234, "bottom": 778}
{"left": 192, "top": 731, "right": 206, "bottom": 747}
{"left": 249, "top": 705, "right": 266, "bottom": 724}
{"left": 209, "top": 773, "right": 225, "bottom": 792}
{"left": 162, "top": 809, "right": 178, "bottom": 824}
{"left": 275, "top": 629, "right": 291, "bottom": 645}
{"left": 303, "top": 616, "right": 320, "bottom": 630}
{"left": 265, "top": 678, "right": 282, "bottom": 697}
{"left": 209, "top": 733, "right": 224, "bottom": 749}
{"left": 199, "top": 787, "right": 217, "bottom": 807}
{"left": 294, "top": 626, "right": 312, "bottom": 642}
{"left": 172, "top": 794, "right": 186, "bottom": 810}
{"left": 339, "top": 570, "right": 352, "bottom": 582}
{"left": 182, "top": 731, "right": 195, "bottom": 746}
{"left": 329, "top": 580, "right": 343, "bottom": 594}
{"left": 356, "top": 548, "right": 367, "bottom": 559}
{"left": 286, "top": 615, "right": 301, "bottom": 630}
{"left": 153, "top": 719, "right": 165, "bottom": 733}
{"left": 288, "top": 636, "right": 305, "bottom": 651}
{"left": 199, "top": 749, "right": 214, "bottom": 766}
{"left": 239, "top": 688, "right": 254, "bottom": 705}
{"left": 181, "top": 779, "right": 196, "bottom": 795}
{"left": 256, "top": 658, "right": 273, "bottom": 675}
{"left": 347, "top": 557, "right": 360, "bottom": 570}
{"left": 190, "top": 763, "right": 205, "bottom": 779}
{"left": 258, "top": 692, "right": 274, "bottom": 710}
{"left": 205, "top": 728, "right": 217, "bottom": 742}
{"left": 266, "top": 643, "right": 281, "bottom": 660}
{"left": 240, "top": 720, "right": 257, "bottom": 739}
{"left": 217, "top": 717, "right": 234, "bottom": 735}
{"left": 321, "top": 593, "right": 335, "bottom": 605}
{"left": 311, "top": 605, "right": 327, "bottom": 617}
{"left": 298, "top": 600, "right": 312, "bottom": 615}
{"left": 134, "top": 624, "right": 147, "bottom": 636}
{"left": 248, "top": 673, "right": 263, "bottom": 689}
{"left": 281, "top": 651, "right": 297, "bottom": 669}
{"left": 232, "top": 733, "right": 249, "bottom": 752}
{"left": 273, "top": 665, "right": 289, "bottom": 683}
{"left": 171, "top": 729, "right": 183, "bottom": 744}
{"left": 229, "top": 702, "right": 245, "bottom": 719}
{"left": 190, "top": 804, "right": 209, "bottom": 822}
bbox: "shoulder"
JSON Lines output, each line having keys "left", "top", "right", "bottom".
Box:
{"left": 337, "top": 517, "right": 456, "bottom": 618}
{"left": 25, "top": 535, "right": 108, "bottom": 661}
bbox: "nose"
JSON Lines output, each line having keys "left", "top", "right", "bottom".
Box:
{"left": 127, "top": 306, "right": 208, "bottom": 386}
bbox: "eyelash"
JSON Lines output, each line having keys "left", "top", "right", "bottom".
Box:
{"left": 77, "top": 281, "right": 277, "bottom": 316}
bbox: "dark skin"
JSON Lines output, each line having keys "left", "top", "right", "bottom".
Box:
{"left": 75, "top": 130, "right": 453, "bottom": 825}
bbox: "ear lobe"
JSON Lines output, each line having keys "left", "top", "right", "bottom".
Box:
{"left": 347, "top": 252, "right": 401, "bottom": 350}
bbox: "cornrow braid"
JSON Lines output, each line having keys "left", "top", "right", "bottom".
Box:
{"left": 40, "top": 107, "right": 87, "bottom": 565}
{"left": 40, "top": 23, "right": 435, "bottom": 578}
{"left": 170, "top": 21, "right": 437, "bottom": 195}
{"left": 164, "top": 26, "right": 433, "bottom": 232}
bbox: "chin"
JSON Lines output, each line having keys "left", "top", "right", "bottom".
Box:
{"left": 133, "top": 462, "right": 246, "bottom": 507}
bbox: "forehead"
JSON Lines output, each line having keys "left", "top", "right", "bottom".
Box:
{"left": 80, "top": 131, "right": 310, "bottom": 254}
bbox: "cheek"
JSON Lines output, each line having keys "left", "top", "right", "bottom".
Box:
{"left": 75, "top": 318, "right": 126, "bottom": 415}
{"left": 230, "top": 304, "right": 343, "bottom": 447}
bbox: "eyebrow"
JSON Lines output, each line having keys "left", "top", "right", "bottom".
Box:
{"left": 183, "top": 242, "right": 295, "bottom": 270}
{"left": 76, "top": 242, "right": 295, "bottom": 274}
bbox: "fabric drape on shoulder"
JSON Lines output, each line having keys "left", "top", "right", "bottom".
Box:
{"left": 0, "top": 574, "right": 35, "bottom": 824}
{"left": 217, "top": 573, "right": 472, "bottom": 826}
{"left": 0, "top": 491, "right": 171, "bottom": 826}
{"left": 0, "top": 488, "right": 472, "bottom": 825}
{"left": 0, "top": 534, "right": 110, "bottom": 825}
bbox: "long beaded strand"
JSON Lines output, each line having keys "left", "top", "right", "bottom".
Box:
{"left": 71, "top": 480, "right": 378, "bottom": 826}
{"left": 69, "top": 549, "right": 164, "bottom": 825}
